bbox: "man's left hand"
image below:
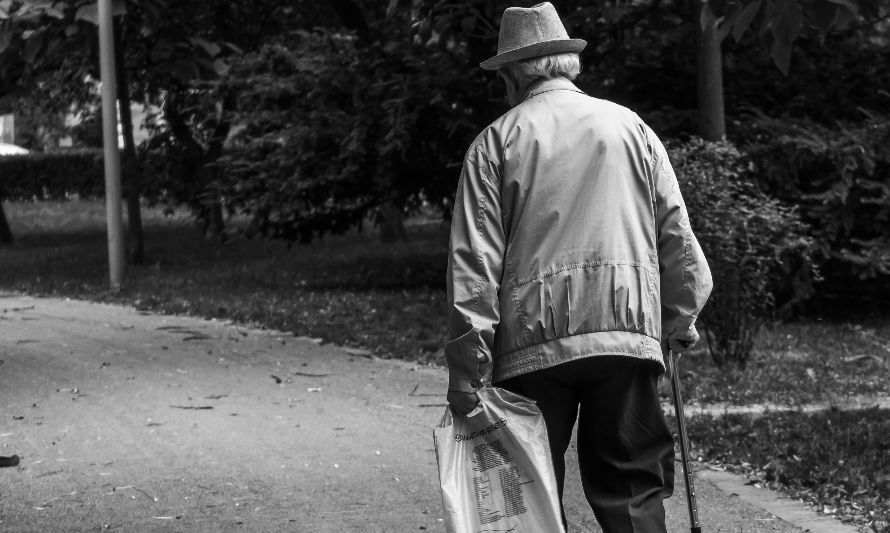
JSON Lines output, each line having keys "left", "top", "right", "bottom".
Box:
{"left": 447, "top": 390, "right": 480, "bottom": 416}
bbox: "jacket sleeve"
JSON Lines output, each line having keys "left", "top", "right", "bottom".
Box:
{"left": 647, "top": 127, "right": 713, "bottom": 341}
{"left": 445, "top": 136, "right": 506, "bottom": 393}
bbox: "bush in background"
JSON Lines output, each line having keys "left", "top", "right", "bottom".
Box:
{"left": 0, "top": 148, "right": 185, "bottom": 204}
{"left": 212, "top": 28, "right": 495, "bottom": 243}
{"left": 740, "top": 113, "right": 890, "bottom": 313}
{"left": 0, "top": 150, "right": 105, "bottom": 200}
{"left": 671, "top": 139, "right": 816, "bottom": 366}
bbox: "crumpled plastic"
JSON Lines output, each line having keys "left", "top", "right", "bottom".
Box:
{"left": 433, "top": 387, "right": 565, "bottom": 533}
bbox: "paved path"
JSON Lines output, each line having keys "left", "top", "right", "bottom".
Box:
{"left": 0, "top": 295, "right": 862, "bottom": 532}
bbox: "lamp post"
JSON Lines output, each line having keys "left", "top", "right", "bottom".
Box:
{"left": 97, "top": 0, "right": 125, "bottom": 290}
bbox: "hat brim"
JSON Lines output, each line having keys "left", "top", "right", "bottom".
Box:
{"left": 479, "top": 38, "right": 587, "bottom": 70}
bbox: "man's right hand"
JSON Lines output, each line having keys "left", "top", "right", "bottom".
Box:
{"left": 447, "top": 390, "right": 480, "bottom": 416}
{"left": 668, "top": 325, "right": 700, "bottom": 354}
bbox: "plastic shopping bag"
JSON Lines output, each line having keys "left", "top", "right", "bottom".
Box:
{"left": 433, "top": 387, "right": 566, "bottom": 533}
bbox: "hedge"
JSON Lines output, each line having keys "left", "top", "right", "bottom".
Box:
{"left": 0, "top": 149, "right": 105, "bottom": 200}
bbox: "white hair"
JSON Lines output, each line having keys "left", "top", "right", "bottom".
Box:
{"left": 501, "top": 52, "right": 581, "bottom": 85}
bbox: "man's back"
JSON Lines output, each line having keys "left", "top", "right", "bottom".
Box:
{"left": 463, "top": 77, "right": 668, "bottom": 381}
{"left": 485, "top": 77, "right": 659, "bottom": 284}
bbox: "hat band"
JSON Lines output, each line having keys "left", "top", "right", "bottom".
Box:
{"left": 480, "top": 38, "right": 586, "bottom": 70}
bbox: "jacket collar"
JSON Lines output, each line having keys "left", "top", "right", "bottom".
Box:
{"left": 523, "top": 77, "right": 586, "bottom": 102}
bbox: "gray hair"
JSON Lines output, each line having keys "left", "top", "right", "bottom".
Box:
{"left": 500, "top": 52, "right": 581, "bottom": 85}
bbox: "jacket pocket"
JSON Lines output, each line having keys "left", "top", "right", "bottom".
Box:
{"left": 511, "top": 260, "right": 658, "bottom": 347}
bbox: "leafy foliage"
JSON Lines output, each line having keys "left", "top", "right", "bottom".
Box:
{"left": 723, "top": 30, "right": 890, "bottom": 127}
{"left": 213, "top": 19, "right": 498, "bottom": 242}
{"left": 213, "top": 36, "right": 377, "bottom": 242}
{"left": 671, "top": 138, "right": 816, "bottom": 365}
{"left": 741, "top": 113, "right": 890, "bottom": 279}
{"left": 702, "top": 0, "right": 880, "bottom": 74}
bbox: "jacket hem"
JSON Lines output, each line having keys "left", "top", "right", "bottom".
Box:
{"left": 491, "top": 331, "right": 664, "bottom": 383}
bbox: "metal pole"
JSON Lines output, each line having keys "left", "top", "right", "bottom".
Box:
{"left": 670, "top": 349, "right": 702, "bottom": 533}
{"left": 98, "top": 0, "right": 125, "bottom": 290}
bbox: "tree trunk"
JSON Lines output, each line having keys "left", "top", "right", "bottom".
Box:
{"left": 0, "top": 202, "right": 13, "bottom": 244}
{"left": 164, "top": 92, "right": 221, "bottom": 239}
{"left": 693, "top": 0, "right": 726, "bottom": 141}
{"left": 201, "top": 96, "right": 233, "bottom": 241}
{"left": 378, "top": 202, "right": 407, "bottom": 243}
{"left": 114, "top": 18, "right": 145, "bottom": 265}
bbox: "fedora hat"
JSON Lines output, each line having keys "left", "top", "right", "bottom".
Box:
{"left": 480, "top": 2, "right": 586, "bottom": 70}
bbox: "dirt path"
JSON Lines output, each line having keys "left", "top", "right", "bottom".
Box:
{"left": 0, "top": 295, "right": 855, "bottom": 532}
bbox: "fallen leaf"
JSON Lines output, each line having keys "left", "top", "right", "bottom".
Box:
{"left": 343, "top": 347, "right": 373, "bottom": 358}
{"left": 841, "top": 354, "right": 884, "bottom": 364}
{"left": 408, "top": 384, "right": 438, "bottom": 397}
{"left": 805, "top": 368, "right": 817, "bottom": 382}
{"left": 294, "top": 336, "right": 323, "bottom": 344}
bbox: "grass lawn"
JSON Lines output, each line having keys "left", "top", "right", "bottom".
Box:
{"left": 686, "top": 409, "right": 890, "bottom": 532}
{"left": 2, "top": 200, "right": 886, "bottom": 404}
{"left": 676, "top": 321, "right": 890, "bottom": 406}
{"left": 0, "top": 199, "right": 451, "bottom": 364}
{"left": 2, "top": 199, "right": 889, "bottom": 530}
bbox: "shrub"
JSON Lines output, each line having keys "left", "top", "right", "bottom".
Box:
{"left": 212, "top": 36, "right": 376, "bottom": 242}
{"left": 137, "top": 130, "right": 211, "bottom": 212}
{"left": 212, "top": 26, "right": 500, "bottom": 243}
{"left": 0, "top": 150, "right": 104, "bottom": 200}
{"left": 738, "top": 113, "right": 890, "bottom": 312}
{"left": 671, "top": 139, "right": 816, "bottom": 366}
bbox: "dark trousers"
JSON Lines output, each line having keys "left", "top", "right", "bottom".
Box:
{"left": 499, "top": 356, "right": 675, "bottom": 533}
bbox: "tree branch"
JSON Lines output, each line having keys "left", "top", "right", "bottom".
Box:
{"left": 164, "top": 92, "right": 204, "bottom": 156}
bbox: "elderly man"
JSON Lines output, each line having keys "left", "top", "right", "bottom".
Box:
{"left": 444, "top": 3, "right": 712, "bottom": 532}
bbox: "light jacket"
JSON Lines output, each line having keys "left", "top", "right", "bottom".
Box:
{"left": 445, "top": 77, "right": 712, "bottom": 393}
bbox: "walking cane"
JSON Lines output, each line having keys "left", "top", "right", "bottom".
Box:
{"left": 669, "top": 349, "right": 702, "bottom": 533}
